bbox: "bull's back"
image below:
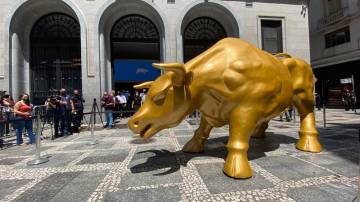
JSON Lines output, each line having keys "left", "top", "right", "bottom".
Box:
{"left": 188, "top": 38, "right": 293, "bottom": 119}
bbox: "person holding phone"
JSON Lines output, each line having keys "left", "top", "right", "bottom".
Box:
{"left": 13, "top": 93, "right": 35, "bottom": 146}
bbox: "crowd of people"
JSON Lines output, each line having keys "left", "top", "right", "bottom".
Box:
{"left": 0, "top": 88, "right": 84, "bottom": 147}
{"left": 0, "top": 92, "right": 35, "bottom": 146}
{"left": 44, "top": 88, "right": 84, "bottom": 138}
{"left": 100, "top": 89, "right": 146, "bottom": 128}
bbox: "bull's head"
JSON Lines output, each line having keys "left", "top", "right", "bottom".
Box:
{"left": 128, "top": 63, "right": 194, "bottom": 139}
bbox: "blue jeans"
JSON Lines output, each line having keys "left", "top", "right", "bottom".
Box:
{"left": 105, "top": 110, "right": 113, "bottom": 128}
{"left": 15, "top": 118, "right": 36, "bottom": 145}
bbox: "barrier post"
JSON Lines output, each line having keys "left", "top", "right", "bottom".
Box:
{"left": 88, "top": 101, "right": 97, "bottom": 145}
{"left": 323, "top": 103, "right": 326, "bottom": 128}
{"left": 27, "top": 106, "right": 49, "bottom": 165}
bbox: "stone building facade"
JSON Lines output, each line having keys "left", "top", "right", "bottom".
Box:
{"left": 309, "top": 0, "right": 360, "bottom": 107}
{"left": 0, "top": 0, "right": 311, "bottom": 107}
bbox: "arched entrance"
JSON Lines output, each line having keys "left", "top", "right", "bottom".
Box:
{"left": 110, "top": 14, "right": 161, "bottom": 91}
{"left": 183, "top": 17, "right": 227, "bottom": 62}
{"left": 30, "top": 13, "right": 81, "bottom": 104}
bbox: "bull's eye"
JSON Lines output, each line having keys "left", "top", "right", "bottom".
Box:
{"left": 153, "top": 92, "right": 166, "bottom": 105}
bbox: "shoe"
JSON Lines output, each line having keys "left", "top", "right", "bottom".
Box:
{"left": 103, "top": 125, "right": 108, "bottom": 128}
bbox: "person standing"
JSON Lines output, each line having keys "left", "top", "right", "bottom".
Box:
{"left": 59, "top": 89, "right": 72, "bottom": 135}
{"left": 116, "top": 91, "right": 127, "bottom": 118}
{"left": 1, "top": 94, "right": 14, "bottom": 135}
{"left": 13, "top": 93, "right": 35, "bottom": 146}
{"left": 132, "top": 90, "right": 142, "bottom": 113}
{"left": 342, "top": 89, "right": 352, "bottom": 111}
{"left": 124, "top": 89, "right": 131, "bottom": 117}
{"left": 140, "top": 89, "right": 147, "bottom": 105}
{"left": 71, "top": 90, "right": 84, "bottom": 133}
{"left": 102, "top": 91, "right": 114, "bottom": 128}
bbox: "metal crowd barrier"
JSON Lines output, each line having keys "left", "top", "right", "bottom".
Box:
{"left": 0, "top": 105, "right": 50, "bottom": 165}
{"left": 27, "top": 105, "right": 50, "bottom": 165}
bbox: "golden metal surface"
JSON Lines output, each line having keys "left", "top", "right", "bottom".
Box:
{"left": 128, "top": 38, "right": 322, "bottom": 179}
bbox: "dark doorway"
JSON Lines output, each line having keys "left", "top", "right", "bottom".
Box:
{"left": 314, "top": 60, "right": 360, "bottom": 108}
{"left": 30, "top": 13, "right": 81, "bottom": 104}
{"left": 111, "top": 14, "right": 161, "bottom": 93}
{"left": 183, "top": 17, "right": 227, "bottom": 62}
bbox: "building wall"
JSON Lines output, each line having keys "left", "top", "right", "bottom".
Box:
{"left": 0, "top": 0, "right": 311, "bottom": 108}
{"left": 309, "top": 0, "right": 360, "bottom": 68}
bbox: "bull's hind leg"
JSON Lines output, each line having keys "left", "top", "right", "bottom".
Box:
{"left": 294, "top": 98, "right": 322, "bottom": 153}
{"left": 182, "top": 117, "right": 212, "bottom": 153}
{"left": 224, "top": 107, "right": 259, "bottom": 179}
{"left": 252, "top": 121, "right": 269, "bottom": 138}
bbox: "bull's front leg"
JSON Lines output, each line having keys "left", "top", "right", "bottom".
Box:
{"left": 182, "top": 116, "right": 212, "bottom": 153}
{"left": 224, "top": 106, "right": 259, "bottom": 179}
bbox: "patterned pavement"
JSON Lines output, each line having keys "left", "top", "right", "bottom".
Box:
{"left": 0, "top": 109, "right": 358, "bottom": 202}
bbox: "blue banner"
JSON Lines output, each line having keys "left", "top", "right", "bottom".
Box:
{"left": 114, "top": 60, "right": 161, "bottom": 82}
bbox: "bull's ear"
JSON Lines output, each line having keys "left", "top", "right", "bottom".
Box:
{"left": 152, "top": 63, "right": 186, "bottom": 86}
{"left": 134, "top": 81, "right": 153, "bottom": 89}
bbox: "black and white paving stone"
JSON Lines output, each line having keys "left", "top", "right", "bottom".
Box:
{"left": 0, "top": 109, "right": 358, "bottom": 202}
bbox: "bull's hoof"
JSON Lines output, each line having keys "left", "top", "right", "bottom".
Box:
{"left": 296, "top": 131, "right": 322, "bottom": 153}
{"left": 182, "top": 137, "right": 204, "bottom": 153}
{"left": 223, "top": 151, "right": 252, "bottom": 179}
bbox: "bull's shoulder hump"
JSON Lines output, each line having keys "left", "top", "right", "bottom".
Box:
{"left": 223, "top": 59, "right": 263, "bottom": 91}
{"left": 229, "top": 59, "right": 262, "bottom": 72}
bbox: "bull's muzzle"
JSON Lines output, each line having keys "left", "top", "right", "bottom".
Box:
{"left": 128, "top": 117, "right": 140, "bottom": 134}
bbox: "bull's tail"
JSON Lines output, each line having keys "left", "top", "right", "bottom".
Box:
{"left": 275, "top": 53, "right": 292, "bottom": 59}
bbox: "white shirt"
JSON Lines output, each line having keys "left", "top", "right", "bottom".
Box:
{"left": 116, "top": 95, "right": 127, "bottom": 104}
{"left": 141, "top": 94, "right": 146, "bottom": 104}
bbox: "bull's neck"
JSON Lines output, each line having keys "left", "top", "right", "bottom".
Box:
{"left": 174, "top": 85, "right": 195, "bottom": 117}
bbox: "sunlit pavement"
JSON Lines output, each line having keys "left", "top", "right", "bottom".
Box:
{"left": 0, "top": 109, "right": 358, "bottom": 202}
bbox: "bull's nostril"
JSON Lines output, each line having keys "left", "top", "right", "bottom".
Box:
{"left": 134, "top": 121, "right": 139, "bottom": 127}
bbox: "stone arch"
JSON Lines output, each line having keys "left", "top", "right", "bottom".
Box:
{"left": 96, "top": 0, "right": 168, "bottom": 91}
{"left": 176, "top": 0, "right": 241, "bottom": 62}
{"left": 5, "top": 0, "right": 87, "bottom": 100}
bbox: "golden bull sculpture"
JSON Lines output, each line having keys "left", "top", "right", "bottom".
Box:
{"left": 128, "top": 38, "right": 322, "bottom": 179}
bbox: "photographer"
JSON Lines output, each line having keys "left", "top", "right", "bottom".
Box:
{"left": 71, "top": 90, "right": 84, "bottom": 133}
{"left": 45, "top": 95, "right": 61, "bottom": 138}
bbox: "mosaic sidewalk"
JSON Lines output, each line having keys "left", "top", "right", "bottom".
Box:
{"left": 0, "top": 109, "right": 359, "bottom": 202}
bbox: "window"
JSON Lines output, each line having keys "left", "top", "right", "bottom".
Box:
{"left": 327, "top": 0, "right": 342, "bottom": 15}
{"left": 325, "top": 27, "right": 350, "bottom": 48}
{"left": 167, "top": 0, "right": 175, "bottom": 4}
{"left": 245, "top": 0, "right": 253, "bottom": 7}
{"left": 261, "top": 20, "right": 283, "bottom": 54}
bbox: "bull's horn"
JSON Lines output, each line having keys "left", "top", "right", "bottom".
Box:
{"left": 134, "top": 81, "right": 153, "bottom": 89}
{"left": 152, "top": 63, "right": 186, "bottom": 86}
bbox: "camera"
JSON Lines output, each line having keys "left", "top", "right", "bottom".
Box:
{"left": 49, "top": 95, "right": 61, "bottom": 103}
